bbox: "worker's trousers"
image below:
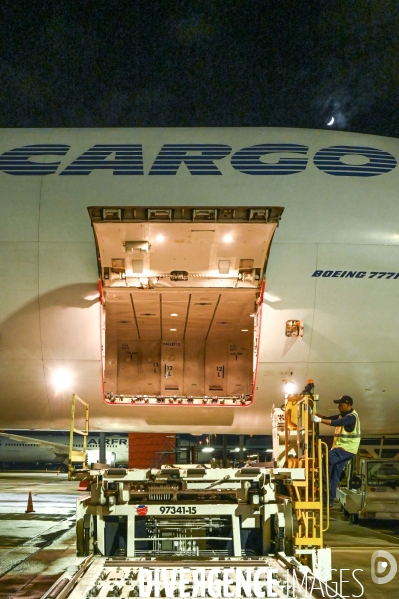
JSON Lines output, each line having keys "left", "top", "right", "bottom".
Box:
{"left": 323, "top": 447, "right": 354, "bottom": 507}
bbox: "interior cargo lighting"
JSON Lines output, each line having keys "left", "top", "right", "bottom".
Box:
{"left": 222, "top": 234, "right": 233, "bottom": 243}
{"left": 241, "top": 329, "right": 248, "bottom": 332}
{"left": 155, "top": 234, "right": 165, "bottom": 242}
{"left": 170, "top": 328, "right": 177, "bottom": 331}
{"left": 170, "top": 313, "right": 178, "bottom": 316}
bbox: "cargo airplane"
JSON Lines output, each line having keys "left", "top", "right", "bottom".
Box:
{"left": 1, "top": 128, "right": 398, "bottom": 435}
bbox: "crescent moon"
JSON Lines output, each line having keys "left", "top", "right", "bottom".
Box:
{"left": 327, "top": 117, "right": 335, "bottom": 126}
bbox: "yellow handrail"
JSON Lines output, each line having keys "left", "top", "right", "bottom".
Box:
{"left": 321, "top": 440, "right": 329, "bottom": 531}
{"left": 68, "top": 394, "right": 90, "bottom": 480}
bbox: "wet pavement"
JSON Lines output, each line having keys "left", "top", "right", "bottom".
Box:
{"left": 0, "top": 473, "right": 84, "bottom": 598}
{"left": 1, "top": 474, "right": 399, "bottom": 598}
{"left": 325, "top": 502, "right": 399, "bottom": 598}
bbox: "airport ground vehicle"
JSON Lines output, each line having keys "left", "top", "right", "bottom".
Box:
{"left": 46, "top": 389, "right": 346, "bottom": 599}
{"left": 337, "top": 458, "right": 399, "bottom": 523}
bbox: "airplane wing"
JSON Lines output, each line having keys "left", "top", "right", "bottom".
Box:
{"left": 0, "top": 432, "right": 69, "bottom": 458}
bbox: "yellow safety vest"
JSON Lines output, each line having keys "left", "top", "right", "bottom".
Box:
{"left": 332, "top": 409, "right": 361, "bottom": 454}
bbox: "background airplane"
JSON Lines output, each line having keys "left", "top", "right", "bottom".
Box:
{"left": 1, "top": 127, "right": 399, "bottom": 434}
{"left": 0, "top": 432, "right": 128, "bottom": 468}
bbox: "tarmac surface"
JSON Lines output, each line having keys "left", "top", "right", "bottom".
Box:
{"left": 0, "top": 473, "right": 83, "bottom": 599}
{"left": 324, "top": 505, "right": 399, "bottom": 598}
{"left": 0, "top": 473, "right": 399, "bottom": 598}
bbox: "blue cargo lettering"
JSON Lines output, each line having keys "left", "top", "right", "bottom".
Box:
{"left": 340, "top": 271, "right": 347, "bottom": 277}
{"left": 231, "top": 144, "right": 308, "bottom": 175}
{"left": 0, "top": 144, "right": 70, "bottom": 175}
{"left": 322, "top": 271, "right": 333, "bottom": 277}
{"left": 346, "top": 272, "right": 357, "bottom": 278}
{"left": 60, "top": 145, "right": 143, "bottom": 175}
{"left": 356, "top": 272, "right": 366, "bottom": 278}
{"left": 332, "top": 271, "right": 342, "bottom": 277}
{"left": 313, "top": 146, "right": 397, "bottom": 177}
{"left": 149, "top": 144, "right": 231, "bottom": 175}
{"left": 312, "top": 270, "right": 323, "bottom": 277}
{"left": 0, "top": 142, "right": 398, "bottom": 177}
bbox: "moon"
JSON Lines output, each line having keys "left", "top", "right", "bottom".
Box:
{"left": 327, "top": 116, "right": 335, "bottom": 126}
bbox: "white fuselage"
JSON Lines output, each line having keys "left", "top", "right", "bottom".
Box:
{"left": 0, "top": 435, "right": 128, "bottom": 465}
{"left": 1, "top": 128, "right": 399, "bottom": 434}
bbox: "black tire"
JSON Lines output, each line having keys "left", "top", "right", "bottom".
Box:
{"left": 343, "top": 508, "right": 349, "bottom": 516}
{"left": 350, "top": 513, "right": 359, "bottom": 524}
{"left": 340, "top": 504, "right": 343, "bottom": 511}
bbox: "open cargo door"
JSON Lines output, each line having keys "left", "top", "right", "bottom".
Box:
{"left": 89, "top": 206, "right": 283, "bottom": 407}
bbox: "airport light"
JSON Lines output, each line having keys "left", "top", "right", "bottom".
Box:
{"left": 284, "top": 381, "right": 295, "bottom": 395}
{"left": 201, "top": 435, "right": 214, "bottom": 452}
{"left": 52, "top": 368, "right": 73, "bottom": 391}
{"left": 222, "top": 234, "right": 233, "bottom": 243}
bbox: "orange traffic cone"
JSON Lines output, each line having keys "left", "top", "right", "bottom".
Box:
{"left": 25, "top": 491, "right": 35, "bottom": 513}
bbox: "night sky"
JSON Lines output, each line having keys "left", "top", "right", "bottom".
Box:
{"left": 1, "top": 0, "right": 398, "bottom": 136}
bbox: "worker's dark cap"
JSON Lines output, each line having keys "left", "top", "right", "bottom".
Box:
{"left": 333, "top": 395, "right": 353, "bottom": 405}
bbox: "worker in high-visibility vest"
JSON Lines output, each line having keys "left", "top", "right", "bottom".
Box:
{"left": 311, "top": 395, "right": 361, "bottom": 508}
